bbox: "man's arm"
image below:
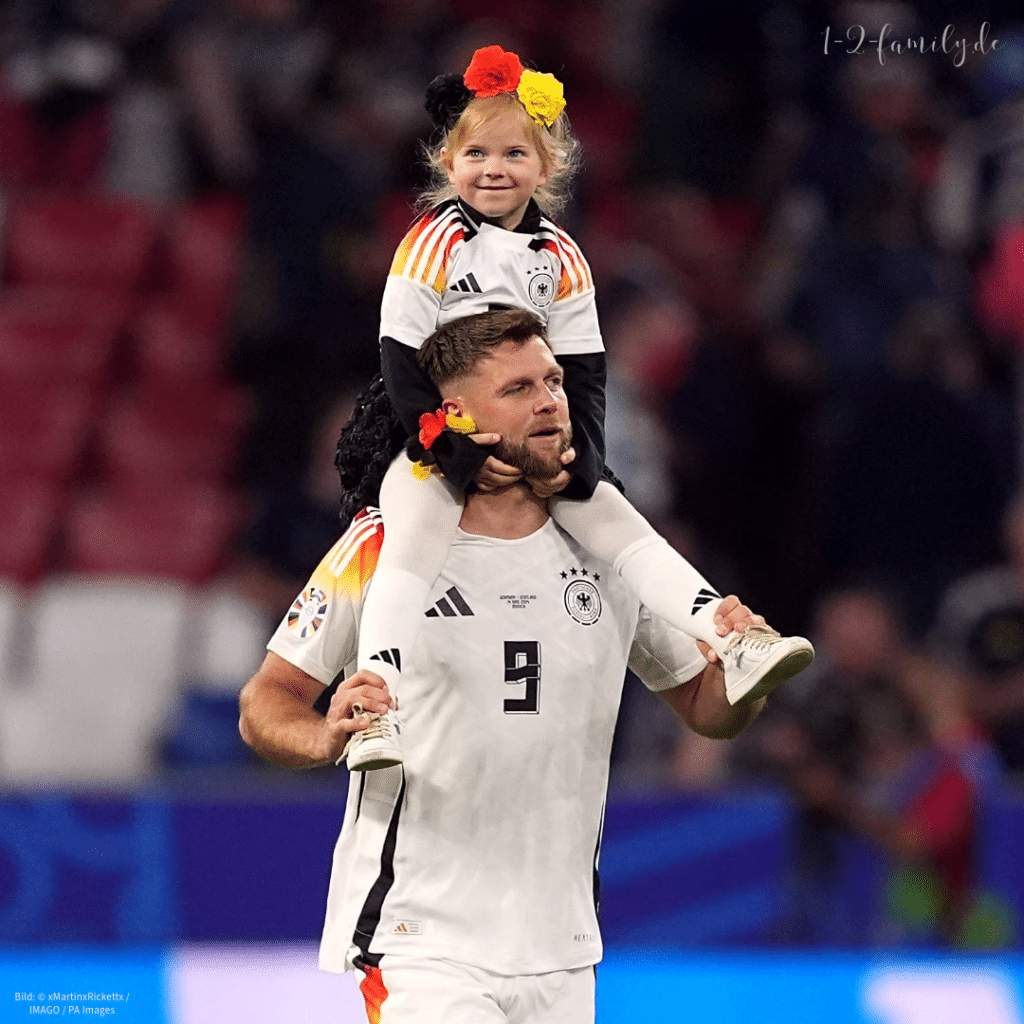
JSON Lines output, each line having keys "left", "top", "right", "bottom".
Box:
{"left": 238, "top": 653, "right": 392, "bottom": 769}
{"left": 632, "top": 595, "right": 767, "bottom": 740}
{"left": 658, "top": 658, "right": 765, "bottom": 740}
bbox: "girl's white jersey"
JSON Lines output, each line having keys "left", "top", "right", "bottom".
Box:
{"left": 380, "top": 198, "right": 602, "bottom": 358}
{"left": 267, "top": 508, "right": 706, "bottom": 977}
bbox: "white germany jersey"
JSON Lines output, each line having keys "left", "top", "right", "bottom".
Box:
{"left": 267, "top": 509, "right": 706, "bottom": 976}
{"left": 379, "top": 199, "right": 603, "bottom": 358}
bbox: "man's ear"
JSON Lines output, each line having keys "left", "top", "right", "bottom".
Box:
{"left": 441, "top": 397, "right": 466, "bottom": 417}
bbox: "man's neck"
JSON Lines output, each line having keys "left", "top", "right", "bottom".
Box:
{"left": 459, "top": 483, "right": 549, "bottom": 539}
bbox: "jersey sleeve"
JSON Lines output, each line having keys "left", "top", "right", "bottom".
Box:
{"left": 266, "top": 508, "right": 384, "bottom": 685}
{"left": 545, "top": 228, "right": 603, "bottom": 357}
{"left": 628, "top": 605, "right": 708, "bottom": 692}
{"left": 559, "top": 352, "right": 606, "bottom": 498}
{"left": 379, "top": 204, "right": 463, "bottom": 350}
{"left": 380, "top": 335, "right": 443, "bottom": 439}
{"left": 542, "top": 226, "right": 606, "bottom": 497}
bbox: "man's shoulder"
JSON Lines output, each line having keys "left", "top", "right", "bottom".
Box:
{"left": 317, "top": 508, "right": 384, "bottom": 587}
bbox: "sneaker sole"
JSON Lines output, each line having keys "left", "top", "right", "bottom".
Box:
{"left": 345, "top": 737, "right": 403, "bottom": 772}
{"left": 348, "top": 753, "right": 403, "bottom": 772}
{"left": 727, "top": 644, "right": 815, "bottom": 708}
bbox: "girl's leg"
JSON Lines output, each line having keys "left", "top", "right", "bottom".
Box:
{"left": 357, "top": 453, "right": 464, "bottom": 690}
{"left": 550, "top": 481, "right": 732, "bottom": 655}
{"left": 346, "top": 455, "right": 463, "bottom": 769}
{"left": 551, "top": 481, "right": 814, "bottom": 706}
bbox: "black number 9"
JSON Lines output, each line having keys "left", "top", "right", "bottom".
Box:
{"left": 504, "top": 641, "right": 541, "bottom": 714}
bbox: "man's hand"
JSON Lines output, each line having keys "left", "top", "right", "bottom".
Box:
{"left": 319, "top": 669, "right": 394, "bottom": 763}
{"left": 697, "top": 595, "right": 766, "bottom": 663}
{"left": 526, "top": 447, "right": 576, "bottom": 498}
{"left": 469, "top": 432, "right": 523, "bottom": 491}
{"left": 240, "top": 654, "right": 396, "bottom": 770}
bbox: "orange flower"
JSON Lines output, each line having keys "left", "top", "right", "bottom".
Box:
{"left": 463, "top": 45, "right": 524, "bottom": 98}
{"left": 418, "top": 409, "right": 448, "bottom": 449}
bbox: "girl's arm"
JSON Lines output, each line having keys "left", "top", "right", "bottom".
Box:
{"left": 559, "top": 351, "right": 607, "bottom": 499}
{"left": 381, "top": 335, "right": 489, "bottom": 490}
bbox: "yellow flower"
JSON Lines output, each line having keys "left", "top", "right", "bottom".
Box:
{"left": 516, "top": 70, "right": 565, "bottom": 127}
{"left": 445, "top": 412, "right": 477, "bottom": 433}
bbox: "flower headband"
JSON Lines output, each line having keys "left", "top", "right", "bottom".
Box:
{"left": 424, "top": 45, "right": 566, "bottom": 132}
{"left": 407, "top": 408, "right": 477, "bottom": 479}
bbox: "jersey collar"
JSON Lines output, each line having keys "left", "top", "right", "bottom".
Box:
{"left": 457, "top": 197, "right": 543, "bottom": 234}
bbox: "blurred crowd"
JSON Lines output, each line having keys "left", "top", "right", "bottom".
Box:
{"left": 4, "top": 0, "right": 1024, "bottom": 943}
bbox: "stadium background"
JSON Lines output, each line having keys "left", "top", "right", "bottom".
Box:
{"left": 3, "top": 0, "right": 1024, "bottom": 1020}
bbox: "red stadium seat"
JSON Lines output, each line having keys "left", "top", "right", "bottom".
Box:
{"left": 5, "top": 191, "right": 159, "bottom": 290}
{"left": 0, "top": 480, "right": 62, "bottom": 583}
{"left": 133, "top": 296, "right": 228, "bottom": 383}
{"left": 0, "top": 381, "right": 96, "bottom": 486}
{"left": 64, "top": 483, "right": 244, "bottom": 584}
{"left": 976, "top": 223, "right": 1024, "bottom": 347}
{"left": 0, "top": 286, "right": 129, "bottom": 383}
{"left": 0, "top": 96, "right": 40, "bottom": 189}
{"left": 161, "top": 193, "right": 247, "bottom": 326}
{"left": 99, "top": 381, "right": 252, "bottom": 486}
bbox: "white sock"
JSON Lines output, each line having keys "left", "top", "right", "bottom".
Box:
{"left": 550, "top": 482, "right": 730, "bottom": 656}
{"left": 358, "top": 567, "right": 433, "bottom": 691}
{"left": 613, "top": 536, "right": 730, "bottom": 656}
{"left": 356, "top": 453, "right": 463, "bottom": 692}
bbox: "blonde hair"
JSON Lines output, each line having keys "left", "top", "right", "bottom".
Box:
{"left": 418, "top": 94, "right": 581, "bottom": 221}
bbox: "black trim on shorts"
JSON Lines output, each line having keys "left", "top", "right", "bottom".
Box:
{"left": 353, "top": 771, "right": 407, "bottom": 958}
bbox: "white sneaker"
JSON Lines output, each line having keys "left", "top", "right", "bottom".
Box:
{"left": 722, "top": 626, "right": 814, "bottom": 707}
{"left": 340, "top": 704, "right": 403, "bottom": 771}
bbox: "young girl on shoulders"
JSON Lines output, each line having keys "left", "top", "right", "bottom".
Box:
{"left": 345, "top": 45, "right": 812, "bottom": 771}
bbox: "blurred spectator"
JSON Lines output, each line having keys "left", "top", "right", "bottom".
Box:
{"left": 927, "top": 25, "right": 1024, "bottom": 259}
{"left": 814, "top": 302, "right": 1006, "bottom": 634}
{"left": 600, "top": 276, "right": 698, "bottom": 521}
{"left": 229, "top": 396, "right": 353, "bottom": 623}
{"left": 1, "top": 0, "right": 122, "bottom": 188}
{"left": 173, "top": 0, "right": 329, "bottom": 189}
{"left": 103, "top": 0, "right": 205, "bottom": 203}
{"left": 632, "top": 1, "right": 765, "bottom": 197}
{"left": 736, "top": 586, "right": 999, "bottom": 945}
{"left": 931, "top": 490, "right": 1024, "bottom": 775}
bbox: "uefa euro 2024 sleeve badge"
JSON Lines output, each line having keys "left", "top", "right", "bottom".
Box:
{"left": 288, "top": 586, "right": 328, "bottom": 639}
{"left": 561, "top": 566, "right": 601, "bottom": 626}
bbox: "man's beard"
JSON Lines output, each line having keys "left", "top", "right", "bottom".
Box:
{"left": 494, "top": 422, "right": 573, "bottom": 478}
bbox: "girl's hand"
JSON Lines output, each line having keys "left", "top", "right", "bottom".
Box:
{"left": 526, "top": 447, "right": 575, "bottom": 498}
{"left": 470, "top": 432, "right": 523, "bottom": 491}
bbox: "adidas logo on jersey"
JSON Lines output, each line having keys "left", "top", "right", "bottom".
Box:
{"left": 369, "top": 648, "right": 402, "bottom": 670}
{"left": 425, "top": 586, "right": 475, "bottom": 618}
{"left": 450, "top": 273, "right": 482, "bottom": 293}
{"left": 690, "top": 587, "right": 722, "bottom": 615}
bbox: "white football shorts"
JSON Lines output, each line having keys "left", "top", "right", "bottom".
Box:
{"left": 354, "top": 955, "right": 596, "bottom": 1024}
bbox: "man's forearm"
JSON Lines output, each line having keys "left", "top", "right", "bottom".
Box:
{"left": 661, "top": 662, "right": 766, "bottom": 739}
{"left": 238, "top": 662, "right": 335, "bottom": 770}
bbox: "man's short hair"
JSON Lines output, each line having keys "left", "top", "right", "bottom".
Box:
{"left": 417, "top": 309, "right": 550, "bottom": 388}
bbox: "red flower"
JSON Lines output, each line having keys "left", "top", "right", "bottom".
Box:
{"left": 463, "top": 45, "right": 524, "bottom": 98}
{"left": 418, "top": 409, "right": 448, "bottom": 449}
